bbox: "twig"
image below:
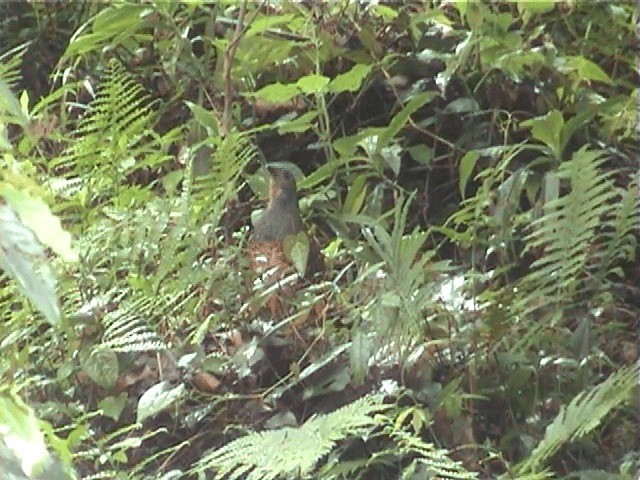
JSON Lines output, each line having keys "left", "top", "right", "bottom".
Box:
{"left": 221, "top": 0, "right": 250, "bottom": 136}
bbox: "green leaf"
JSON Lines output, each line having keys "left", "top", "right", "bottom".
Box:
{"left": 251, "top": 82, "right": 300, "bottom": 103}
{"left": 380, "top": 144, "right": 402, "bottom": 176}
{"left": 277, "top": 111, "right": 318, "bottom": 134}
{"left": 246, "top": 14, "right": 296, "bottom": 37}
{"left": 296, "top": 74, "right": 330, "bottom": 94}
{"left": 381, "top": 291, "right": 402, "bottom": 308}
{"left": 185, "top": 101, "right": 219, "bottom": 135}
{"left": 1, "top": 183, "right": 78, "bottom": 262}
{"left": 283, "top": 231, "right": 309, "bottom": 276}
{"left": 372, "top": 4, "right": 398, "bottom": 19}
{"left": 0, "top": 394, "right": 51, "bottom": 477}
{"left": 378, "top": 91, "right": 438, "bottom": 148}
{"left": 92, "top": 4, "right": 148, "bottom": 35}
{"left": 83, "top": 349, "right": 119, "bottom": 389}
{"left": 517, "top": 1, "right": 555, "bottom": 14}
{"left": 459, "top": 150, "right": 480, "bottom": 198}
{"left": 443, "top": 96, "right": 480, "bottom": 114}
{"left": 565, "top": 56, "right": 613, "bottom": 85}
{"left": 521, "top": 109, "right": 564, "bottom": 159}
{"left": 99, "top": 393, "right": 128, "bottom": 421}
{"left": 137, "top": 381, "right": 186, "bottom": 423}
{"left": 343, "top": 173, "right": 369, "bottom": 215}
{"left": 0, "top": 79, "right": 30, "bottom": 126}
{"left": 350, "top": 331, "right": 373, "bottom": 385}
{"left": 328, "top": 64, "right": 372, "bottom": 93}
{"left": 407, "top": 144, "right": 434, "bottom": 166}
{"left": 0, "top": 204, "right": 61, "bottom": 325}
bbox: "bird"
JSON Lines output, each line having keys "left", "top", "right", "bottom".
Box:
{"left": 252, "top": 167, "right": 304, "bottom": 244}
{"left": 248, "top": 166, "right": 323, "bottom": 289}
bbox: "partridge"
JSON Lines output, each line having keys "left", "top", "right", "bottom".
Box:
{"left": 248, "top": 166, "right": 323, "bottom": 286}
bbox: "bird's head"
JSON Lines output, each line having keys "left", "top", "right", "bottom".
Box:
{"left": 267, "top": 166, "right": 298, "bottom": 207}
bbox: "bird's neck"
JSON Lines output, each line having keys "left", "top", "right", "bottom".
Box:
{"left": 269, "top": 192, "right": 299, "bottom": 212}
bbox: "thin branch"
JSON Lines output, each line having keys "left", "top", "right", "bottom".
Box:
{"left": 221, "top": 0, "right": 250, "bottom": 136}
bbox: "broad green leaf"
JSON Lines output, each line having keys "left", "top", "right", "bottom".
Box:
{"left": 92, "top": 4, "right": 148, "bottom": 35}
{"left": 0, "top": 394, "right": 51, "bottom": 477}
{"left": 443, "top": 96, "right": 480, "bottom": 114}
{"left": 465, "top": 1, "right": 486, "bottom": 30}
{"left": 246, "top": 14, "right": 296, "bottom": 37}
{"left": 521, "top": 110, "right": 564, "bottom": 159}
{"left": 277, "top": 111, "right": 318, "bottom": 134}
{"left": 565, "top": 56, "right": 613, "bottom": 85}
{"left": 381, "top": 291, "right": 402, "bottom": 308}
{"left": 137, "top": 381, "right": 186, "bottom": 423}
{"left": 328, "top": 64, "right": 372, "bottom": 93}
{"left": 185, "top": 101, "right": 219, "bottom": 134}
{"left": 62, "top": 32, "right": 106, "bottom": 59}
{"left": 99, "top": 393, "right": 128, "bottom": 421}
{"left": 372, "top": 4, "right": 398, "bottom": 20}
{"left": 0, "top": 204, "right": 61, "bottom": 325}
{"left": 251, "top": 82, "right": 299, "bottom": 103}
{"left": 517, "top": 1, "right": 555, "bottom": 14}
{"left": 283, "top": 231, "right": 309, "bottom": 276}
{"left": 83, "top": 349, "right": 119, "bottom": 389}
{"left": 296, "top": 74, "right": 330, "bottom": 94}
{"left": 1, "top": 183, "right": 78, "bottom": 262}
{"left": 459, "top": 150, "right": 480, "bottom": 198}
{"left": 407, "top": 144, "right": 434, "bottom": 166}
{"left": 62, "top": 5, "right": 148, "bottom": 60}
{"left": 378, "top": 91, "right": 438, "bottom": 148}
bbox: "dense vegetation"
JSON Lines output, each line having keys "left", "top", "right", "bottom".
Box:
{"left": 0, "top": 1, "right": 638, "bottom": 479}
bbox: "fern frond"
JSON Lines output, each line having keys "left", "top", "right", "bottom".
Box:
{"left": 191, "top": 130, "right": 255, "bottom": 231}
{"left": 54, "top": 59, "right": 173, "bottom": 188}
{"left": 96, "top": 291, "right": 167, "bottom": 353}
{"left": 193, "top": 395, "right": 388, "bottom": 479}
{"left": 522, "top": 147, "right": 619, "bottom": 311}
{"left": 391, "top": 427, "right": 478, "bottom": 479}
{"left": 0, "top": 42, "right": 27, "bottom": 87}
{"left": 515, "top": 362, "right": 640, "bottom": 474}
{"left": 597, "top": 176, "right": 638, "bottom": 279}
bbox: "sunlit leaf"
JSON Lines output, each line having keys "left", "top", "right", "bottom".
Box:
{"left": 1, "top": 183, "right": 78, "bottom": 262}
{"left": 0, "top": 394, "right": 51, "bottom": 477}
{"left": 0, "top": 204, "right": 61, "bottom": 325}
{"left": 328, "top": 64, "right": 372, "bottom": 93}
{"left": 296, "top": 74, "right": 330, "bottom": 94}
{"left": 252, "top": 82, "right": 300, "bottom": 103}
{"left": 565, "top": 56, "right": 613, "bottom": 85}
{"left": 137, "top": 381, "right": 186, "bottom": 423}
{"left": 284, "top": 231, "right": 309, "bottom": 276}
{"left": 277, "top": 111, "right": 318, "bottom": 134}
{"left": 521, "top": 110, "right": 564, "bottom": 159}
{"left": 459, "top": 150, "right": 480, "bottom": 198}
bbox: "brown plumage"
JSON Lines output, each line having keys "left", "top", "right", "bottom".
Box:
{"left": 248, "top": 166, "right": 323, "bottom": 286}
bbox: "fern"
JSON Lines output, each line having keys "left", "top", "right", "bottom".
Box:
{"left": 361, "top": 192, "right": 446, "bottom": 337}
{"left": 0, "top": 42, "right": 27, "bottom": 88}
{"left": 390, "top": 427, "right": 478, "bottom": 479}
{"left": 193, "top": 395, "right": 388, "bottom": 479}
{"left": 53, "top": 59, "right": 176, "bottom": 196}
{"left": 100, "top": 293, "right": 167, "bottom": 353}
{"left": 597, "top": 175, "right": 638, "bottom": 280}
{"left": 521, "top": 147, "right": 622, "bottom": 313}
{"left": 515, "top": 362, "right": 640, "bottom": 475}
{"left": 190, "top": 129, "right": 256, "bottom": 232}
